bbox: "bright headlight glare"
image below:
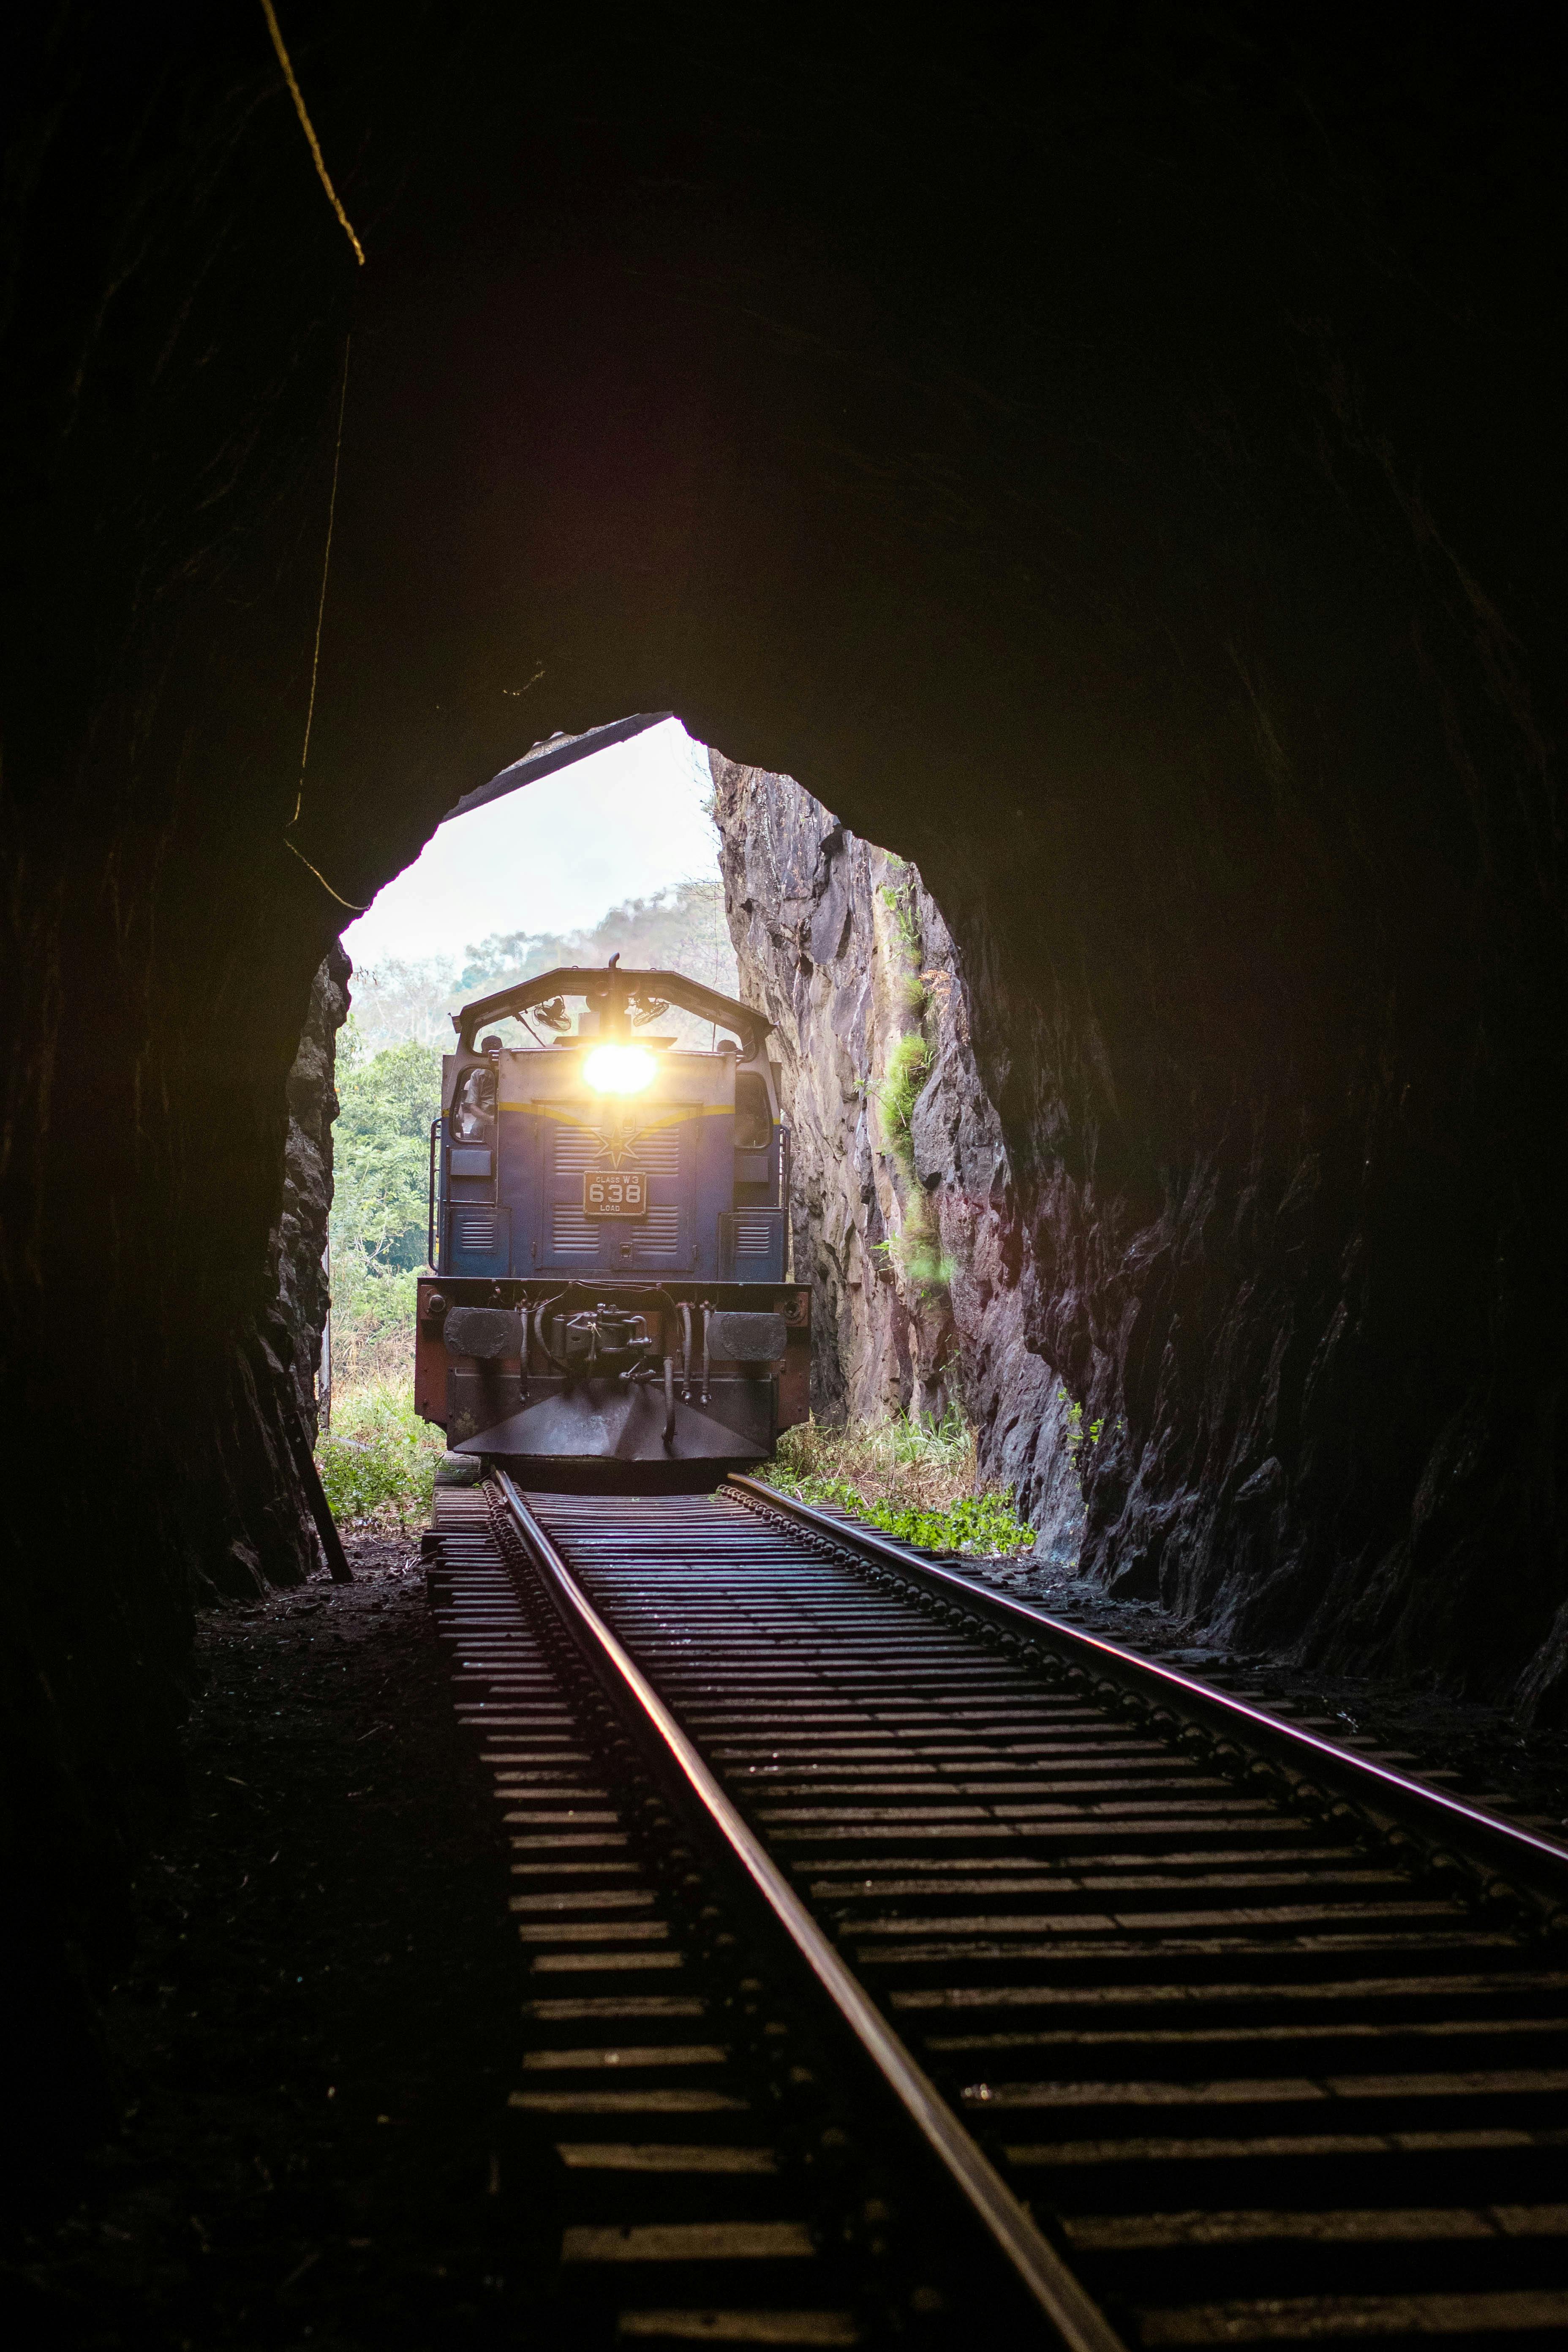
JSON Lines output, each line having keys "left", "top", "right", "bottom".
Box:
{"left": 584, "top": 1044, "right": 656, "bottom": 1095}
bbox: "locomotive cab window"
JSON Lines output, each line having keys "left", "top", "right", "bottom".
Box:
{"left": 734, "top": 1071, "right": 772, "bottom": 1149}
{"left": 452, "top": 1063, "right": 496, "bottom": 1140}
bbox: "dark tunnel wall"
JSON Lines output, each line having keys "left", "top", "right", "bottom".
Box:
{"left": 3, "top": 3, "right": 1564, "bottom": 2146}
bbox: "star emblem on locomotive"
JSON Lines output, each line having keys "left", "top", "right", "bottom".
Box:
{"left": 591, "top": 1120, "right": 645, "bottom": 1169}
{"left": 586, "top": 1096, "right": 646, "bottom": 1167}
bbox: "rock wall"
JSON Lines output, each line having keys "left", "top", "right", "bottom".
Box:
{"left": 267, "top": 947, "right": 352, "bottom": 1443}
{"left": 712, "top": 754, "right": 1084, "bottom": 1563}
{"left": 172, "top": 946, "right": 350, "bottom": 1607}
{"left": 1, "top": 909, "right": 348, "bottom": 2165}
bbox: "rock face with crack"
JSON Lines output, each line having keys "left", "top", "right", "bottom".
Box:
{"left": 267, "top": 945, "right": 352, "bottom": 1444}
{"left": 182, "top": 945, "right": 351, "bottom": 1607}
{"left": 711, "top": 751, "right": 1084, "bottom": 1565}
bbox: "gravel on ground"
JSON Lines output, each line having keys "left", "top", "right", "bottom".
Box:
{"left": 2, "top": 1533, "right": 532, "bottom": 2351}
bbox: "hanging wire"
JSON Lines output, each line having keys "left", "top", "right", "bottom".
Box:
{"left": 284, "top": 336, "right": 366, "bottom": 911}
{"left": 260, "top": 0, "right": 366, "bottom": 266}
{"left": 260, "top": 0, "right": 369, "bottom": 906}
{"left": 291, "top": 335, "right": 350, "bottom": 827}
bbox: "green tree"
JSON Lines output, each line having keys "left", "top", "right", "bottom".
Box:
{"left": 329, "top": 1026, "right": 443, "bottom": 1380}
{"left": 343, "top": 956, "right": 463, "bottom": 1052}
{"left": 461, "top": 877, "right": 736, "bottom": 998}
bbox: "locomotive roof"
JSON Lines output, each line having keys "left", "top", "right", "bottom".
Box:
{"left": 453, "top": 964, "right": 770, "bottom": 1058}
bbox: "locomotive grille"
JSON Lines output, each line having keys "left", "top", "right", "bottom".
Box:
{"left": 732, "top": 1209, "right": 775, "bottom": 1255}
{"left": 549, "top": 1205, "right": 600, "bottom": 1257}
{"left": 632, "top": 1204, "right": 681, "bottom": 1261}
{"left": 451, "top": 1210, "right": 498, "bottom": 1254}
{"left": 550, "top": 1119, "right": 681, "bottom": 1176}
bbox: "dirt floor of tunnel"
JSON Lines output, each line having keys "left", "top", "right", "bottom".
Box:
{"left": 1, "top": 1533, "right": 532, "bottom": 2351}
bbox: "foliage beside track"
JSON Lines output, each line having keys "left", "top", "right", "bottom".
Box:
{"left": 315, "top": 1380, "right": 444, "bottom": 1527}
{"left": 328, "top": 1028, "right": 442, "bottom": 1386}
{"left": 757, "top": 1407, "right": 1034, "bottom": 1555}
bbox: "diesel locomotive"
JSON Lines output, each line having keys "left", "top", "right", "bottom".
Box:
{"left": 414, "top": 960, "right": 810, "bottom": 1489}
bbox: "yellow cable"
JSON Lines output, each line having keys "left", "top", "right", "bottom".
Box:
{"left": 284, "top": 834, "right": 368, "bottom": 912}
{"left": 260, "top": 0, "right": 366, "bottom": 266}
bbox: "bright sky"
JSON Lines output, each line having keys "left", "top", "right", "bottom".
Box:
{"left": 341, "top": 719, "right": 718, "bottom": 966}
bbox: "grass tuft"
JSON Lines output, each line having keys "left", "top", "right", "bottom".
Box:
{"left": 878, "top": 1031, "right": 931, "bottom": 1156}
{"left": 758, "top": 1407, "right": 1034, "bottom": 1555}
{"left": 874, "top": 1032, "right": 953, "bottom": 1294}
{"left": 315, "top": 1378, "right": 444, "bottom": 1528}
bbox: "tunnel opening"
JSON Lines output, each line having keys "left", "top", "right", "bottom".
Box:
{"left": 323, "top": 716, "right": 811, "bottom": 1500}
{"left": 5, "top": 3, "right": 1566, "bottom": 2282}
{"left": 313, "top": 716, "right": 1078, "bottom": 1534}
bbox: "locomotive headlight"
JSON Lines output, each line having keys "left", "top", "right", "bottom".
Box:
{"left": 584, "top": 1044, "right": 656, "bottom": 1095}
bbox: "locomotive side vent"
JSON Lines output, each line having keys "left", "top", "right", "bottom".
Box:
{"left": 719, "top": 1206, "right": 787, "bottom": 1280}
{"left": 451, "top": 1210, "right": 498, "bottom": 1254}
{"left": 632, "top": 1203, "right": 681, "bottom": 1262}
{"left": 550, "top": 1205, "right": 601, "bottom": 1258}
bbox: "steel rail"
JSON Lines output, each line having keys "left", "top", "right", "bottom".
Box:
{"left": 493, "top": 1469, "right": 1127, "bottom": 2352}
{"left": 726, "top": 1474, "right": 1568, "bottom": 1913}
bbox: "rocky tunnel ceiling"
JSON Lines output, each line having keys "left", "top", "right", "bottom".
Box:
{"left": 3, "top": 0, "right": 1564, "bottom": 2132}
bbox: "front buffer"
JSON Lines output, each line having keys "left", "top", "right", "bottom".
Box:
{"left": 415, "top": 1281, "right": 811, "bottom": 1494}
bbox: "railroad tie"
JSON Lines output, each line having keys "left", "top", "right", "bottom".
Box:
{"left": 427, "top": 1485, "right": 864, "bottom": 2348}
{"left": 510, "top": 1484, "right": 1568, "bottom": 2351}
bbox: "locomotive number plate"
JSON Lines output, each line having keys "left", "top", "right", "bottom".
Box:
{"left": 583, "top": 1168, "right": 647, "bottom": 1217}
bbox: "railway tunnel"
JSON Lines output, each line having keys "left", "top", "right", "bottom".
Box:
{"left": 3, "top": 3, "right": 1566, "bottom": 2338}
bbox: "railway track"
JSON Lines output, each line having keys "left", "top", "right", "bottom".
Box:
{"left": 426, "top": 1476, "right": 1568, "bottom": 2348}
